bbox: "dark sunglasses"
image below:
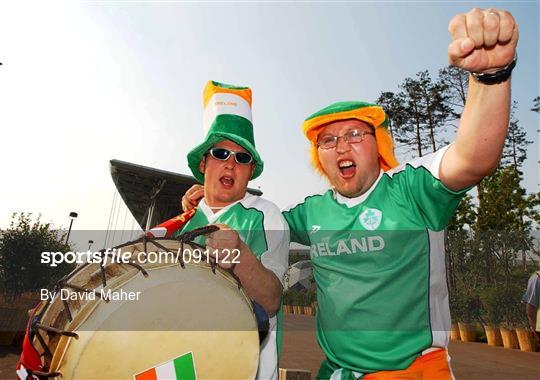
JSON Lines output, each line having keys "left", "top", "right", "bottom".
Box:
{"left": 208, "top": 148, "right": 253, "bottom": 165}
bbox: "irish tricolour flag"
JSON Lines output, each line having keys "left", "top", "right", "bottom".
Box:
{"left": 134, "top": 352, "right": 197, "bottom": 380}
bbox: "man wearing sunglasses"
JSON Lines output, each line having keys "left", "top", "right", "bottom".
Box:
{"left": 151, "top": 81, "right": 289, "bottom": 380}
{"left": 182, "top": 8, "right": 518, "bottom": 380}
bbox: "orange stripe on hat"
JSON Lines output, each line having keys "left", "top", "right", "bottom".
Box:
{"left": 203, "top": 80, "right": 252, "bottom": 108}
{"left": 303, "top": 101, "right": 398, "bottom": 174}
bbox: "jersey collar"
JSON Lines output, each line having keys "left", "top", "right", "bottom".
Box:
{"left": 198, "top": 193, "right": 252, "bottom": 221}
{"left": 332, "top": 169, "right": 384, "bottom": 208}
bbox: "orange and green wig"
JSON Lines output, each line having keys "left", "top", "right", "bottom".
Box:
{"left": 302, "top": 101, "right": 399, "bottom": 174}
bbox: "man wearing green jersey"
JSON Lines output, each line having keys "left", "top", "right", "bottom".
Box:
{"left": 154, "top": 80, "right": 289, "bottom": 380}
{"left": 183, "top": 8, "right": 519, "bottom": 379}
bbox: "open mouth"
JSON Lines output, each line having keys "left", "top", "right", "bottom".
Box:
{"left": 220, "top": 176, "right": 235, "bottom": 188}
{"left": 338, "top": 159, "right": 356, "bottom": 179}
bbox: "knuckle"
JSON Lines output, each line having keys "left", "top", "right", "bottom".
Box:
{"left": 484, "top": 16, "right": 498, "bottom": 30}
{"left": 498, "top": 9, "right": 512, "bottom": 19}
{"left": 448, "top": 14, "right": 463, "bottom": 33}
{"left": 499, "top": 13, "right": 514, "bottom": 28}
{"left": 467, "top": 16, "right": 481, "bottom": 30}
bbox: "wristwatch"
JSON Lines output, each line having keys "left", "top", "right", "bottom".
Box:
{"left": 471, "top": 55, "right": 517, "bottom": 85}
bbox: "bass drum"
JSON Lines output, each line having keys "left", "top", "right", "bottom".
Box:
{"left": 30, "top": 238, "right": 259, "bottom": 379}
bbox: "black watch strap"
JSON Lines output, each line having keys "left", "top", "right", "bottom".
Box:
{"left": 471, "top": 55, "right": 517, "bottom": 85}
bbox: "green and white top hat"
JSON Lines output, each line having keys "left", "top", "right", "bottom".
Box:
{"left": 187, "top": 80, "right": 264, "bottom": 183}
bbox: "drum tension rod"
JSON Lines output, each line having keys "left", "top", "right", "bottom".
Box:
{"left": 176, "top": 225, "right": 220, "bottom": 273}
{"left": 31, "top": 321, "right": 78, "bottom": 363}
{"left": 33, "top": 322, "right": 79, "bottom": 339}
{"left": 178, "top": 225, "right": 219, "bottom": 243}
{"left": 180, "top": 241, "right": 187, "bottom": 268}
{"left": 62, "top": 299, "right": 72, "bottom": 322}
{"left": 98, "top": 242, "right": 149, "bottom": 278}
{"left": 151, "top": 239, "right": 186, "bottom": 268}
{"left": 99, "top": 263, "right": 107, "bottom": 287}
{"left": 195, "top": 241, "right": 218, "bottom": 274}
{"left": 34, "top": 330, "right": 53, "bottom": 359}
{"left": 143, "top": 235, "right": 148, "bottom": 262}
{"left": 29, "top": 369, "right": 62, "bottom": 378}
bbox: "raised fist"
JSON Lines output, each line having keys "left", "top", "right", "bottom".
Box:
{"left": 448, "top": 8, "right": 518, "bottom": 73}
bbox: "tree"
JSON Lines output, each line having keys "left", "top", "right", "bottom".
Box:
{"left": 0, "top": 213, "right": 75, "bottom": 298}
{"left": 380, "top": 71, "right": 452, "bottom": 158}
{"left": 446, "top": 195, "right": 477, "bottom": 292}
{"left": 475, "top": 167, "right": 533, "bottom": 283}
{"left": 448, "top": 195, "right": 476, "bottom": 231}
{"left": 376, "top": 91, "right": 407, "bottom": 140}
{"left": 501, "top": 101, "right": 532, "bottom": 171}
{"left": 525, "top": 192, "right": 540, "bottom": 227}
{"left": 531, "top": 96, "right": 540, "bottom": 113}
{"left": 438, "top": 65, "right": 469, "bottom": 122}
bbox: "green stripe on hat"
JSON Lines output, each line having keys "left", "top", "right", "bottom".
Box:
{"left": 305, "top": 101, "right": 380, "bottom": 121}
{"left": 211, "top": 81, "right": 248, "bottom": 90}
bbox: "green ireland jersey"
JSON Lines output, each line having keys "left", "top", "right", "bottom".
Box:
{"left": 282, "top": 146, "right": 468, "bottom": 374}
{"left": 174, "top": 193, "right": 290, "bottom": 380}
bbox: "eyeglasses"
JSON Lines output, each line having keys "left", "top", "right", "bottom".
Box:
{"left": 207, "top": 148, "right": 254, "bottom": 164}
{"left": 316, "top": 129, "right": 375, "bottom": 150}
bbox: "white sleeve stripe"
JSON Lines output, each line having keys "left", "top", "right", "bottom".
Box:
{"left": 387, "top": 145, "right": 452, "bottom": 179}
{"left": 242, "top": 197, "right": 290, "bottom": 286}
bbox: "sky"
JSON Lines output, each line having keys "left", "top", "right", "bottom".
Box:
{"left": 0, "top": 0, "right": 538, "bottom": 234}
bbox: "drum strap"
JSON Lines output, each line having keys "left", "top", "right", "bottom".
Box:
{"left": 252, "top": 301, "right": 270, "bottom": 344}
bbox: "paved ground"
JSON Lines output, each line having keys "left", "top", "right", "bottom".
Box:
{"left": 0, "top": 344, "right": 20, "bottom": 379}
{"left": 1, "top": 315, "right": 538, "bottom": 379}
{"left": 281, "top": 315, "right": 540, "bottom": 379}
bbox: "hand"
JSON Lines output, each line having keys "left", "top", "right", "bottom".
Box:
{"left": 206, "top": 223, "right": 242, "bottom": 270}
{"left": 448, "top": 8, "right": 518, "bottom": 73}
{"left": 181, "top": 184, "right": 204, "bottom": 211}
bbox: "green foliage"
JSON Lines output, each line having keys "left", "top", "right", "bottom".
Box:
{"left": 438, "top": 65, "right": 468, "bottom": 114}
{"left": 480, "top": 287, "right": 505, "bottom": 326}
{"left": 378, "top": 65, "right": 538, "bottom": 329}
{"left": 497, "top": 284, "right": 527, "bottom": 328}
{"left": 531, "top": 96, "right": 540, "bottom": 113}
{"left": 449, "top": 285, "right": 482, "bottom": 323}
{"left": 474, "top": 167, "right": 535, "bottom": 283}
{"left": 524, "top": 192, "right": 540, "bottom": 227}
{"left": 0, "top": 213, "right": 75, "bottom": 298}
{"left": 477, "top": 167, "right": 530, "bottom": 231}
{"left": 282, "top": 288, "right": 316, "bottom": 306}
{"left": 376, "top": 91, "right": 407, "bottom": 140}
{"left": 449, "top": 167, "right": 537, "bottom": 326}
{"left": 282, "top": 289, "right": 293, "bottom": 305}
{"left": 289, "top": 251, "right": 309, "bottom": 266}
{"left": 501, "top": 102, "right": 532, "bottom": 171}
{"left": 448, "top": 195, "right": 476, "bottom": 231}
{"left": 377, "top": 70, "right": 452, "bottom": 158}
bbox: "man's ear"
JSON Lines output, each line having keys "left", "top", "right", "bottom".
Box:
{"left": 199, "top": 157, "right": 206, "bottom": 174}
{"left": 249, "top": 163, "right": 256, "bottom": 178}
